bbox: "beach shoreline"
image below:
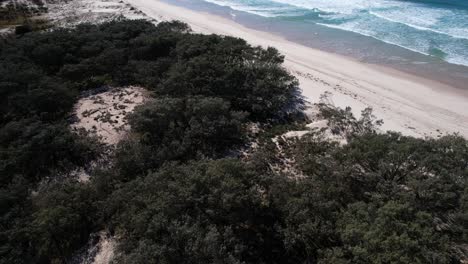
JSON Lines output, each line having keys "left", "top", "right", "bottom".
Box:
{"left": 125, "top": 0, "right": 468, "bottom": 138}
{"left": 157, "top": 0, "right": 468, "bottom": 92}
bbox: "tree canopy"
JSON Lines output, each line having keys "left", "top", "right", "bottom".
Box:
{"left": 0, "top": 19, "right": 466, "bottom": 264}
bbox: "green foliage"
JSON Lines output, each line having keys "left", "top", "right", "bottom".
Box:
{"left": 318, "top": 103, "right": 383, "bottom": 137}
{"left": 1, "top": 19, "right": 467, "bottom": 264}
{"left": 105, "top": 159, "right": 288, "bottom": 264}
{"left": 0, "top": 182, "right": 98, "bottom": 264}
{"left": 157, "top": 37, "right": 299, "bottom": 120}
{"left": 0, "top": 19, "right": 302, "bottom": 263}
{"left": 104, "top": 129, "right": 468, "bottom": 263}
{"left": 130, "top": 97, "right": 247, "bottom": 147}
{"left": 113, "top": 97, "right": 248, "bottom": 181}
{"left": 321, "top": 200, "right": 452, "bottom": 264}
{"left": 114, "top": 96, "right": 247, "bottom": 180}
{"left": 283, "top": 131, "right": 468, "bottom": 263}
{"left": 30, "top": 183, "right": 98, "bottom": 263}
{"left": 0, "top": 119, "right": 97, "bottom": 184}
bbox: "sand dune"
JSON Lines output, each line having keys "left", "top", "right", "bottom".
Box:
{"left": 125, "top": 0, "right": 468, "bottom": 138}
{"left": 71, "top": 87, "right": 147, "bottom": 145}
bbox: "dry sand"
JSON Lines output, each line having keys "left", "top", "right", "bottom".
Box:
{"left": 71, "top": 86, "right": 147, "bottom": 145}
{"left": 91, "top": 232, "right": 116, "bottom": 264}
{"left": 47, "top": 0, "right": 150, "bottom": 27}
{"left": 125, "top": 0, "right": 468, "bottom": 138}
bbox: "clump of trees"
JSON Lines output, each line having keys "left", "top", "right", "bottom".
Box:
{"left": 286, "top": 131, "right": 468, "bottom": 263}
{"left": 0, "top": 19, "right": 466, "bottom": 264}
{"left": 0, "top": 19, "right": 301, "bottom": 263}
{"left": 102, "top": 131, "right": 468, "bottom": 263}
{"left": 114, "top": 97, "right": 247, "bottom": 179}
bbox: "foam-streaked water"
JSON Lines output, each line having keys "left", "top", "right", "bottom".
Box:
{"left": 201, "top": 0, "right": 468, "bottom": 66}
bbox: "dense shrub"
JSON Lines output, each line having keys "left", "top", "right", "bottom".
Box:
{"left": 105, "top": 159, "right": 287, "bottom": 264}
{"left": 104, "top": 129, "right": 468, "bottom": 263}
{"left": 0, "top": 19, "right": 301, "bottom": 263}
{"left": 0, "top": 19, "right": 466, "bottom": 264}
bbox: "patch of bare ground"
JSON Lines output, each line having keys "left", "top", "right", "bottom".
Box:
{"left": 71, "top": 86, "right": 147, "bottom": 146}
{"left": 266, "top": 105, "right": 345, "bottom": 179}
{"left": 0, "top": 0, "right": 49, "bottom": 35}
{"left": 46, "top": 0, "right": 151, "bottom": 27}
{"left": 90, "top": 232, "right": 116, "bottom": 264}
{"left": 72, "top": 231, "right": 117, "bottom": 264}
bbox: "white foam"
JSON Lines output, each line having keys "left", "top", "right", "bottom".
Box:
{"left": 269, "top": 0, "right": 376, "bottom": 14}
{"left": 201, "top": 0, "right": 468, "bottom": 67}
{"left": 369, "top": 11, "right": 468, "bottom": 41}
{"left": 316, "top": 22, "right": 433, "bottom": 57}
{"left": 317, "top": 21, "right": 468, "bottom": 67}
{"left": 202, "top": 0, "right": 299, "bottom": 17}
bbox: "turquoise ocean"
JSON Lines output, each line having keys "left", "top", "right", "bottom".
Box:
{"left": 201, "top": 0, "right": 468, "bottom": 66}
{"left": 167, "top": 0, "right": 468, "bottom": 88}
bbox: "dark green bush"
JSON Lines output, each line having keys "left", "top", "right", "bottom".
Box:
{"left": 1, "top": 19, "right": 466, "bottom": 264}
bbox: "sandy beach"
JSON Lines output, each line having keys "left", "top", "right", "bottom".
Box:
{"left": 125, "top": 0, "right": 468, "bottom": 138}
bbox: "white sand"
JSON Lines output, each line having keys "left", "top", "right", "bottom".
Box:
{"left": 91, "top": 232, "right": 116, "bottom": 264}
{"left": 71, "top": 86, "right": 147, "bottom": 145}
{"left": 282, "top": 106, "right": 348, "bottom": 145}
{"left": 125, "top": 0, "right": 468, "bottom": 138}
{"left": 47, "top": 0, "right": 150, "bottom": 27}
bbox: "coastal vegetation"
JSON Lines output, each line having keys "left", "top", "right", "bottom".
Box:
{"left": 0, "top": 19, "right": 467, "bottom": 264}
{"left": 0, "top": 0, "right": 49, "bottom": 33}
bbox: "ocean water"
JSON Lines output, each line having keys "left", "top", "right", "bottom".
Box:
{"left": 200, "top": 0, "right": 468, "bottom": 67}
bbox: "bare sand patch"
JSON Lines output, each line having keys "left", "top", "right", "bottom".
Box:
{"left": 71, "top": 86, "right": 147, "bottom": 145}
{"left": 74, "top": 231, "right": 117, "bottom": 264}
{"left": 46, "top": 0, "right": 151, "bottom": 27}
{"left": 91, "top": 232, "right": 116, "bottom": 264}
